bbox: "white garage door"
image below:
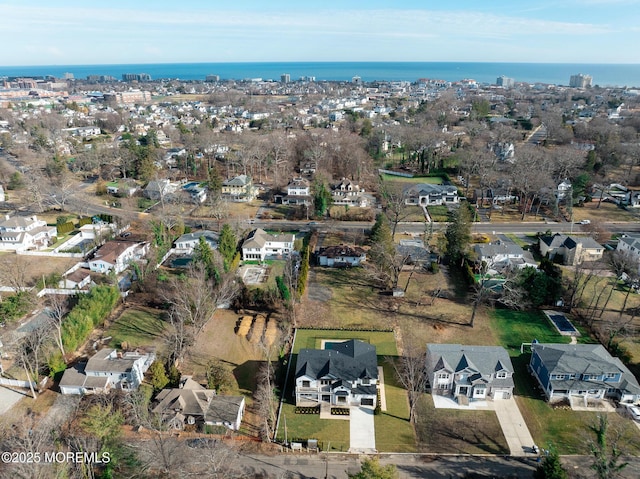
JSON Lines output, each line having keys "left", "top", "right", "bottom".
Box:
{"left": 495, "top": 390, "right": 510, "bottom": 400}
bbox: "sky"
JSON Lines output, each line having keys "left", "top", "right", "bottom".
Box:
{"left": 1, "top": 0, "right": 639, "bottom": 66}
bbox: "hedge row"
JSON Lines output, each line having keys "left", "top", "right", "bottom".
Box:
{"left": 60, "top": 285, "right": 120, "bottom": 352}
{"left": 57, "top": 221, "right": 75, "bottom": 235}
{"left": 330, "top": 407, "right": 350, "bottom": 416}
{"left": 295, "top": 406, "right": 320, "bottom": 415}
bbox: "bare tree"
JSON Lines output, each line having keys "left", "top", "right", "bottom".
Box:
{"left": 387, "top": 338, "right": 426, "bottom": 424}
{"left": 45, "top": 294, "right": 70, "bottom": 357}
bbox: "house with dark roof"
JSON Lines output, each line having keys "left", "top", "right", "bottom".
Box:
{"left": 317, "top": 245, "right": 366, "bottom": 267}
{"left": 403, "top": 183, "right": 459, "bottom": 206}
{"left": 539, "top": 233, "right": 603, "bottom": 265}
{"left": 241, "top": 228, "right": 294, "bottom": 261}
{"left": 295, "top": 339, "right": 378, "bottom": 407}
{"left": 426, "top": 344, "right": 515, "bottom": 402}
{"left": 59, "top": 348, "right": 155, "bottom": 395}
{"left": 530, "top": 343, "right": 640, "bottom": 405}
{"left": 152, "top": 377, "right": 245, "bottom": 431}
{"left": 331, "top": 178, "right": 369, "bottom": 207}
{"left": 474, "top": 242, "right": 537, "bottom": 271}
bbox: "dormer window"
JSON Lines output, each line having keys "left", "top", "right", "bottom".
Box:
{"left": 496, "top": 372, "right": 507, "bottom": 379}
{"left": 362, "top": 378, "right": 370, "bottom": 385}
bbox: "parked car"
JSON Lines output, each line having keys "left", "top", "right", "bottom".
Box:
{"left": 625, "top": 404, "right": 640, "bottom": 422}
{"left": 578, "top": 219, "right": 591, "bottom": 225}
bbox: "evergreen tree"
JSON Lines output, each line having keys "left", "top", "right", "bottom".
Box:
{"left": 313, "top": 181, "right": 332, "bottom": 217}
{"left": 534, "top": 448, "right": 568, "bottom": 479}
{"left": 218, "top": 224, "right": 237, "bottom": 272}
{"left": 444, "top": 205, "right": 472, "bottom": 267}
{"left": 193, "top": 235, "right": 216, "bottom": 279}
{"left": 349, "top": 458, "right": 397, "bottom": 479}
{"left": 147, "top": 360, "right": 169, "bottom": 392}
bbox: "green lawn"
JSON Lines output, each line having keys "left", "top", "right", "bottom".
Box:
{"left": 276, "top": 403, "right": 350, "bottom": 452}
{"left": 105, "top": 307, "right": 168, "bottom": 350}
{"left": 490, "top": 309, "right": 575, "bottom": 353}
{"left": 379, "top": 173, "right": 445, "bottom": 184}
{"left": 293, "top": 329, "right": 397, "bottom": 356}
{"left": 375, "top": 364, "right": 417, "bottom": 452}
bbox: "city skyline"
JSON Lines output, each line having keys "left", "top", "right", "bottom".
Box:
{"left": 1, "top": 0, "right": 640, "bottom": 66}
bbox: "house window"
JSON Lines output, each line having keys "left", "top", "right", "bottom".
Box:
{"left": 362, "top": 378, "right": 370, "bottom": 385}
{"left": 606, "top": 373, "right": 617, "bottom": 379}
{"left": 302, "top": 380, "right": 310, "bottom": 388}
{"left": 437, "top": 373, "right": 449, "bottom": 379}
{"left": 496, "top": 372, "right": 507, "bottom": 379}
{"left": 320, "top": 379, "right": 331, "bottom": 385}
{"left": 553, "top": 374, "right": 566, "bottom": 380}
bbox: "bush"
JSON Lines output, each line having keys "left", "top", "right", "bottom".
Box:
{"left": 295, "top": 406, "right": 320, "bottom": 414}
{"left": 330, "top": 407, "right": 350, "bottom": 416}
{"left": 429, "top": 261, "right": 440, "bottom": 274}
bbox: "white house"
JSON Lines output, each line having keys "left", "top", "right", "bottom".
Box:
{"left": 241, "top": 229, "right": 295, "bottom": 261}
{"left": 474, "top": 242, "right": 537, "bottom": 271}
{"left": 404, "top": 184, "right": 459, "bottom": 206}
{"left": 144, "top": 179, "right": 178, "bottom": 201}
{"left": 557, "top": 179, "right": 572, "bottom": 200}
{"left": 282, "top": 177, "right": 312, "bottom": 206}
{"left": 295, "top": 339, "right": 378, "bottom": 407}
{"left": 0, "top": 184, "right": 5, "bottom": 202}
{"left": 0, "top": 215, "right": 57, "bottom": 252}
{"left": 221, "top": 175, "right": 257, "bottom": 202}
{"left": 59, "top": 348, "right": 155, "bottom": 395}
{"left": 317, "top": 245, "right": 366, "bottom": 267}
{"left": 331, "top": 178, "right": 369, "bottom": 207}
{"left": 88, "top": 240, "right": 149, "bottom": 274}
{"left": 616, "top": 233, "right": 640, "bottom": 264}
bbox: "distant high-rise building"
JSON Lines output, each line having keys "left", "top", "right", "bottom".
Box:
{"left": 62, "top": 72, "right": 74, "bottom": 80}
{"left": 281, "top": 73, "right": 290, "bottom": 83}
{"left": 205, "top": 74, "right": 220, "bottom": 82}
{"left": 122, "top": 73, "right": 151, "bottom": 82}
{"left": 496, "top": 75, "right": 515, "bottom": 88}
{"left": 569, "top": 73, "right": 592, "bottom": 88}
{"left": 352, "top": 76, "right": 362, "bottom": 84}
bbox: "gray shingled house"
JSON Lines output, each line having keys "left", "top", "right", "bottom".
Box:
{"left": 295, "top": 339, "right": 378, "bottom": 407}
{"left": 538, "top": 233, "right": 603, "bottom": 265}
{"left": 426, "top": 344, "right": 515, "bottom": 402}
{"left": 530, "top": 343, "right": 640, "bottom": 406}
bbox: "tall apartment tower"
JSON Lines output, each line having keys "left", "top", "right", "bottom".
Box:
{"left": 569, "top": 73, "right": 592, "bottom": 88}
{"left": 281, "top": 73, "right": 290, "bottom": 83}
{"left": 496, "top": 75, "right": 515, "bottom": 88}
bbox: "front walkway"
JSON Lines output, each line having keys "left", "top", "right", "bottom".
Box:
{"left": 349, "top": 406, "right": 376, "bottom": 453}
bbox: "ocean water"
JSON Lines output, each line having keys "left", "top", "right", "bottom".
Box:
{"left": 0, "top": 62, "right": 639, "bottom": 87}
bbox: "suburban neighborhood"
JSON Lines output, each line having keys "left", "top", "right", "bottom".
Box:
{"left": 1, "top": 66, "right": 640, "bottom": 479}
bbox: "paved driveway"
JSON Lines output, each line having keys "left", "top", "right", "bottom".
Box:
{"left": 493, "top": 398, "right": 536, "bottom": 456}
{"left": 349, "top": 406, "right": 376, "bottom": 453}
{"left": 0, "top": 385, "right": 27, "bottom": 415}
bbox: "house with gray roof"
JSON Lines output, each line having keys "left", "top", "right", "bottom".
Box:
{"left": 221, "top": 174, "right": 257, "bottom": 202}
{"left": 530, "top": 343, "right": 640, "bottom": 405}
{"left": 539, "top": 233, "right": 603, "bottom": 265}
{"left": 0, "top": 214, "right": 57, "bottom": 251}
{"left": 295, "top": 339, "right": 378, "bottom": 408}
{"left": 616, "top": 233, "right": 640, "bottom": 264}
{"left": 241, "top": 228, "right": 294, "bottom": 261}
{"left": 426, "top": 344, "right": 515, "bottom": 402}
{"left": 59, "top": 348, "right": 155, "bottom": 395}
{"left": 317, "top": 245, "right": 366, "bottom": 267}
{"left": 474, "top": 241, "right": 537, "bottom": 271}
{"left": 153, "top": 377, "right": 245, "bottom": 431}
{"left": 404, "top": 183, "right": 459, "bottom": 206}
{"left": 174, "top": 230, "right": 219, "bottom": 254}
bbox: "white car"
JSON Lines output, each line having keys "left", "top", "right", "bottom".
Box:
{"left": 626, "top": 405, "right": 640, "bottom": 422}
{"left": 578, "top": 219, "right": 591, "bottom": 225}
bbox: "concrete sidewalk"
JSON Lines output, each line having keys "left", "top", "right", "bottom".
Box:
{"left": 349, "top": 406, "right": 376, "bottom": 453}
{"left": 493, "top": 398, "right": 536, "bottom": 457}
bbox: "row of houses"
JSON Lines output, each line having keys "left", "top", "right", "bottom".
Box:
{"left": 294, "top": 340, "right": 640, "bottom": 409}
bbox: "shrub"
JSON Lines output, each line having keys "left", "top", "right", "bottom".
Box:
{"left": 294, "top": 406, "right": 320, "bottom": 414}
{"left": 330, "top": 407, "right": 350, "bottom": 416}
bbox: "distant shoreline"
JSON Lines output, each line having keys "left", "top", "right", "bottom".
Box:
{"left": 1, "top": 62, "right": 639, "bottom": 87}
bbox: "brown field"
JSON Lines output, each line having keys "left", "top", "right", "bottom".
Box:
{"left": 0, "top": 253, "right": 77, "bottom": 288}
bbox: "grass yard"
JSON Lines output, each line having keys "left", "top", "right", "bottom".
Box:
{"left": 293, "top": 329, "right": 397, "bottom": 356}
{"left": 106, "top": 306, "right": 168, "bottom": 351}
{"left": 426, "top": 205, "right": 450, "bottom": 222}
{"left": 415, "top": 394, "right": 508, "bottom": 454}
{"left": 375, "top": 364, "right": 417, "bottom": 452}
{"left": 276, "top": 403, "right": 351, "bottom": 452}
{"left": 379, "top": 173, "right": 445, "bottom": 184}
